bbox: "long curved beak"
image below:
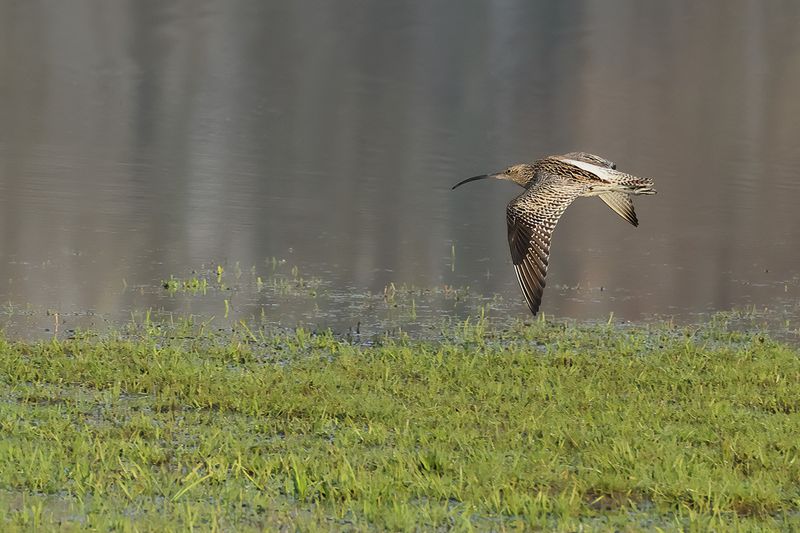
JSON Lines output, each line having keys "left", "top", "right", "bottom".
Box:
{"left": 451, "top": 173, "right": 499, "bottom": 190}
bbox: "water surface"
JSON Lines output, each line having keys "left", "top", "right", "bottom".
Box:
{"left": 2, "top": 1, "right": 800, "bottom": 335}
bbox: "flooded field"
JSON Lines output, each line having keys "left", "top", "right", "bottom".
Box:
{"left": 2, "top": 2, "right": 800, "bottom": 336}
{"left": 2, "top": 312, "right": 798, "bottom": 530}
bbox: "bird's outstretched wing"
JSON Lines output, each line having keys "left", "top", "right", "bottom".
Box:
{"left": 557, "top": 152, "right": 639, "bottom": 226}
{"left": 597, "top": 191, "right": 638, "bottom": 226}
{"left": 506, "top": 179, "right": 588, "bottom": 315}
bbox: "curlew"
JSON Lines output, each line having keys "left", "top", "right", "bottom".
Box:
{"left": 452, "top": 152, "right": 656, "bottom": 316}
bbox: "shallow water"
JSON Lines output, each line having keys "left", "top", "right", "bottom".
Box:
{"left": 2, "top": 1, "right": 800, "bottom": 336}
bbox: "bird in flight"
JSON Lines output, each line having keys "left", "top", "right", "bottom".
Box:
{"left": 452, "top": 152, "right": 656, "bottom": 316}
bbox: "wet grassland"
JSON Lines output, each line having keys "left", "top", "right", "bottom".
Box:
{"left": 0, "top": 266, "right": 799, "bottom": 530}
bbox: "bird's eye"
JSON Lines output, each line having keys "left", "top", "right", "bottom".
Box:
{"left": 505, "top": 169, "right": 511, "bottom": 174}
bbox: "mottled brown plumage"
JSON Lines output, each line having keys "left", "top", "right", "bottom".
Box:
{"left": 452, "top": 152, "right": 656, "bottom": 316}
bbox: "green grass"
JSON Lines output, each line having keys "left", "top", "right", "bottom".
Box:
{"left": 0, "top": 316, "right": 798, "bottom": 531}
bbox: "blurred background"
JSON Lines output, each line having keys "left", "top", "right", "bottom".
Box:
{"left": 1, "top": 1, "right": 799, "bottom": 334}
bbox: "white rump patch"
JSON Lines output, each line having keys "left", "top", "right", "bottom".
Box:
{"left": 561, "top": 158, "right": 621, "bottom": 183}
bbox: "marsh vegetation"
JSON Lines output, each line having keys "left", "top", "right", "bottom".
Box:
{"left": 1, "top": 309, "right": 798, "bottom": 531}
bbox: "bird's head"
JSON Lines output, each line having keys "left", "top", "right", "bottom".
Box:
{"left": 452, "top": 163, "right": 536, "bottom": 190}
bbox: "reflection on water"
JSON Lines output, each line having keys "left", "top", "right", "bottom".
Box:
{"left": 1, "top": 1, "right": 800, "bottom": 335}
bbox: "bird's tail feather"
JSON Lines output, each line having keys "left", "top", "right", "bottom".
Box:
{"left": 604, "top": 170, "right": 657, "bottom": 195}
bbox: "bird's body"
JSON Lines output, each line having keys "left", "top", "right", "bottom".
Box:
{"left": 452, "top": 152, "right": 656, "bottom": 316}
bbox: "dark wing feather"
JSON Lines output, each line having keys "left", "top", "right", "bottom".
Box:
{"left": 506, "top": 180, "right": 587, "bottom": 315}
